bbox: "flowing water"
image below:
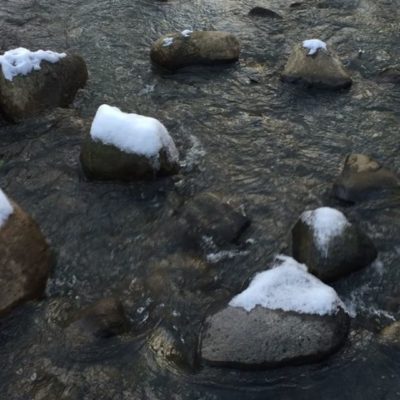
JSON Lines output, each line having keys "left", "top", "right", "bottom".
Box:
{"left": 0, "top": 0, "right": 400, "bottom": 398}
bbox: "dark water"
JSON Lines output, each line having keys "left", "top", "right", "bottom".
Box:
{"left": 0, "top": 0, "right": 400, "bottom": 398}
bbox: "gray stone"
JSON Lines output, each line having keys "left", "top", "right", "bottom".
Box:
{"left": 281, "top": 44, "right": 352, "bottom": 89}
{"left": 0, "top": 53, "right": 88, "bottom": 122}
{"left": 150, "top": 31, "right": 240, "bottom": 70}
{"left": 332, "top": 154, "right": 400, "bottom": 202}
{"left": 292, "top": 212, "right": 377, "bottom": 282}
{"left": 201, "top": 305, "right": 349, "bottom": 368}
{"left": 0, "top": 200, "right": 52, "bottom": 316}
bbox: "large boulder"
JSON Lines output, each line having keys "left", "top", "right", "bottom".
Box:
{"left": 292, "top": 207, "right": 377, "bottom": 282}
{"left": 0, "top": 48, "right": 88, "bottom": 121}
{"left": 80, "top": 104, "right": 179, "bottom": 181}
{"left": 332, "top": 154, "right": 400, "bottom": 202}
{"left": 150, "top": 31, "right": 240, "bottom": 70}
{"left": 281, "top": 40, "right": 352, "bottom": 89}
{"left": 200, "top": 256, "right": 349, "bottom": 369}
{"left": 0, "top": 189, "right": 52, "bottom": 316}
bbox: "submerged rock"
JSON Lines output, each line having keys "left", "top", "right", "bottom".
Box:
{"left": 281, "top": 42, "right": 352, "bottom": 89}
{"left": 177, "top": 192, "right": 250, "bottom": 249}
{"left": 0, "top": 51, "right": 88, "bottom": 121}
{"left": 379, "top": 322, "right": 400, "bottom": 346}
{"left": 200, "top": 256, "right": 349, "bottom": 369}
{"left": 150, "top": 31, "right": 240, "bottom": 70}
{"left": 376, "top": 68, "right": 400, "bottom": 84}
{"left": 80, "top": 105, "right": 179, "bottom": 181}
{"left": 248, "top": 7, "right": 282, "bottom": 18}
{"left": 66, "top": 298, "right": 128, "bottom": 340}
{"left": 0, "top": 190, "right": 51, "bottom": 316}
{"left": 332, "top": 154, "right": 400, "bottom": 202}
{"left": 292, "top": 207, "right": 377, "bottom": 281}
{"left": 148, "top": 325, "right": 195, "bottom": 370}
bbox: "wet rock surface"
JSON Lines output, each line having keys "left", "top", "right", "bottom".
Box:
{"left": 379, "top": 322, "right": 400, "bottom": 346}
{"left": 201, "top": 305, "right": 349, "bottom": 368}
{"left": 0, "top": 200, "right": 52, "bottom": 316}
{"left": 332, "top": 154, "right": 400, "bottom": 203}
{"left": 292, "top": 210, "right": 377, "bottom": 282}
{"left": 150, "top": 31, "right": 240, "bottom": 70}
{"left": 281, "top": 44, "right": 352, "bottom": 89}
{"left": 0, "top": 54, "right": 88, "bottom": 121}
{"left": 176, "top": 192, "right": 250, "bottom": 250}
{"left": 80, "top": 135, "right": 179, "bottom": 181}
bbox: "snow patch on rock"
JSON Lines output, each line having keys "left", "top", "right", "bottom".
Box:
{"left": 90, "top": 104, "right": 179, "bottom": 165}
{"left": 303, "top": 39, "right": 327, "bottom": 56}
{"left": 162, "top": 37, "right": 174, "bottom": 47}
{"left": 229, "top": 255, "right": 345, "bottom": 315}
{"left": 301, "top": 207, "right": 350, "bottom": 257}
{"left": 181, "top": 30, "right": 193, "bottom": 37}
{"left": 0, "top": 189, "right": 13, "bottom": 228}
{"left": 0, "top": 47, "right": 66, "bottom": 81}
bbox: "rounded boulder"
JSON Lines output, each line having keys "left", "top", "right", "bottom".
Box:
{"left": 150, "top": 31, "right": 240, "bottom": 70}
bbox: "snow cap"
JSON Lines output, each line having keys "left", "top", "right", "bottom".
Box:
{"left": 229, "top": 255, "right": 345, "bottom": 315}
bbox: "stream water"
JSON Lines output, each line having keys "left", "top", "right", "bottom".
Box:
{"left": 0, "top": 0, "right": 400, "bottom": 398}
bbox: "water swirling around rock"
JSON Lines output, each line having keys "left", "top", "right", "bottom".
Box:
{"left": 0, "top": 0, "right": 400, "bottom": 398}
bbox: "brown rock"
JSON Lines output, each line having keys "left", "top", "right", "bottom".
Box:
{"left": 332, "top": 154, "right": 400, "bottom": 202}
{"left": 150, "top": 31, "right": 240, "bottom": 70}
{"left": 281, "top": 43, "right": 352, "bottom": 89}
{"left": 0, "top": 200, "right": 51, "bottom": 316}
{"left": 201, "top": 305, "right": 349, "bottom": 369}
{"left": 80, "top": 134, "right": 179, "bottom": 181}
{"left": 0, "top": 53, "right": 88, "bottom": 121}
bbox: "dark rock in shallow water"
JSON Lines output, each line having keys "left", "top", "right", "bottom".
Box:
{"left": 201, "top": 306, "right": 349, "bottom": 368}
{"left": 66, "top": 298, "right": 128, "bottom": 340}
{"left": 0, "top": 53, "right": 88, "bottom": 122}
{"left": 376, "top": 68, "right": 400, "bottom": 84}
{"left": 177, "top": 192, "right": 250, "bottom": 249}
{"left": 148, "top": 325, "right": 196, "bottom": 370}
{"left": 0, "top": 196, "right": 52, "bottom": 316}
{"left": 80, "top": 136, "right": 179, "bottom": 181}
{"left": 248, "top": 7, "right": 282, "bottom": 18}
{"left": 150, "top": 31, "right": 240, "bottom": 70}
{"left": 332, "top": 154, "right": 400, "bottom": 203}
{"left": 379, "top": 322, "right": 400, "bottom": 346}
{"left": 281, "top": 43, "right": 352, "bottom": 89}
{"left": 292, "top": 207, "right": 377, "bottom": 282}
{"left": 80, "top": 106, "right": 180, "bottom": 181}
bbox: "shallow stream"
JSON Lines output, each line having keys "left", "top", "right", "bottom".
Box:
{"left": 0, "top": 0, "right": 400, "bottom": 398}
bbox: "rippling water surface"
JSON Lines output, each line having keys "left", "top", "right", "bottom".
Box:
{"left": 0, "top": 0, "right": 400, "bottom": 398}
